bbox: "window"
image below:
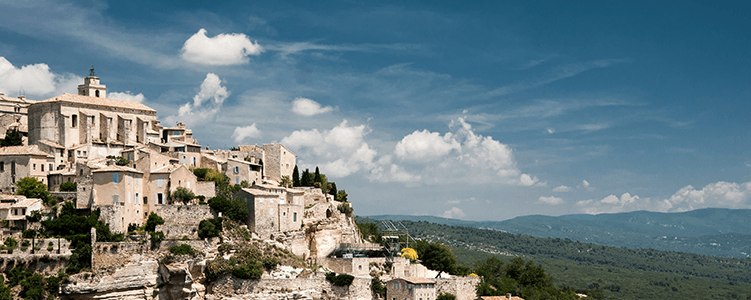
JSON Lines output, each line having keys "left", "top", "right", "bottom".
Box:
{"left": 113, "top": 194, "right": 119, "bottom": 204}
{"left": 143, "top": 197, "right": 148, "bottom": 205}
{"left": 182, "top": 156, "right": 187, "bottom": 164}
{"left": 33, "top": 164, "right": 36, "bottom": 171}
{"left": 0, "top": 162, "right": 3, "bottom": 172}
{"left": 236, "top": 177, "right": 239, "bottom": 185}
{"left": 135, "top": 193, "right": 139, "bottom": 204}
{"left": 49, "top": 164, "right": 52, "bottom": 171}
{"left": 127, "top": 174, "right": 131, "bottom": 185}
{"left": 95, "top": 90, "right": 100, "bottom": 97}
{"left": 192, "top": 157, "right": 196, "bottom": 166}
{"left": 41, "top": 164, "right": 44, "bottom": 172}
{"left": 72, "top": 114, "right": 77, "bottom": 128}
{"left": 157, "top": 177, "right": 163, "bottom": 187}
{"left": 234, "top": 166, "right": 239, "bottom": 173}
{"left": 113, "top": 173, "right": 119, "bottom": 183}
{"left": 187, "top": 181, "right": 190, "bottom": 189}
{"left": 157, "top": 193, "right": 164, "bottom": 205}
{"left": 293, "top": 212, "right": 297, "bottom": 222}
{"left": 173, "top": 131, "right": 179, "bottom": 136}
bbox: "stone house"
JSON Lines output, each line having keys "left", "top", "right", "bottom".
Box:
{"left": 36, "top": 139, "right": 67, "bottom": 170}
{"left": 223, "top": 157, "right": 262, "bottom": 186}
{"left": 262, "top": 143, "right": 296, "bottom": 183}
{"left": 148, "top": 164, "right": 200, "bottom": 205}
{"left": 91, "top": 164, "right": 145, "bottom": 232}
{"left": 0, "top": 93, "right": 35, "bottom": 142}
{"left": 386, "top": 277, "right": 437, "bottom": 300}
{"left": 0, "top": 145, "right": 54, "bottom": 193}
{"left": 235, "top": 185, "right": 303, "bottom": 239}
{"left": 0, "top": 195, "right": 42, "bottom": 229}
{"left": 47, "top": 167, "right": 76, "bottom": 192}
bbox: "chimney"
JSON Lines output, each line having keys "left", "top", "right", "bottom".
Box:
{"left": 507, "top": 293, "right": 512, "bottom": 300}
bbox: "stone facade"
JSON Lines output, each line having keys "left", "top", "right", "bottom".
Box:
{"left": 387, "top": 277, "right": 437, "bottom": 300}
{"left": 0, "top": 145, "right": 54, "bottom": 193}
{"left": 224, "top": 157, "right": 262, "bottom": 186}
{"left": 436, "top": 277, "right": 481, "bottom": 300}
{"left": 154, "top": 204, "right": 215, "bottom": 239}
{"left": 236, "top": 186, "right": 303, "bottom": 239}
{"left": 262, "top": 143, "right": 296, "bottom": 183}
{"left": 91, "top": 165, "right": 146, "bottom": 233}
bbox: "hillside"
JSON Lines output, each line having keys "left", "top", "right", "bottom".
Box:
{"left": 365, "top": 208, "right": 751, "bottom": 258}
{"left": 356, "top": 217, "right": 751, "bottom": 300}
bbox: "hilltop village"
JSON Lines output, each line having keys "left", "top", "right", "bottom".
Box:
{"left": 0, "top": 70, "right": 481, "bottom": 300}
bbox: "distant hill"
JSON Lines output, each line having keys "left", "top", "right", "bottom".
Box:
{"left": 363, "top": 208, "right": 751, "bottom": 258}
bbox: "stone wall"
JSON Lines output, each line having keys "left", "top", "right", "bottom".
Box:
{"left": 300, "top": 187, "right": 329, "bottom": 208}
{"left": 208, "top": 275, "right": 372, "bottom": 300}
{"left": 0, "top": 254, "right": 69, "bottom": 276}
{"left": 196, "top": 181, "right": 216, "bottom": 199}
{"left": 318, "top": 257, "right": 388, "bottom": 277}
{"left": 436, "top": 277, "right": 481, "bottom": 300}
{"left": 76, "top": 162, "right": 94, "bottom": 209}
{"left": 92, "top": 241, "right": 152, "bottom": 271}
{"left": 154, "top": 204, "right": 215, "bottom": 239}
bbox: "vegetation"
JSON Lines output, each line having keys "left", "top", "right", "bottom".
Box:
{"left": 475, "top": 257, "right": 580, "bottom": 300}
{"left": 3, "top": 267, "right": 66, "bottom": 300}
{"left": 105, "top": 155, "right": 129, "bottom": 166}
{"left": 325, "top": 272, "right": 355, "bottom": 286}
{"left": 361, "top": 218, "right": 751, "bottom": 300}
{"left": 205, "top": 239, "right": 298, "bottom": 282}
{"left": 169, "top": 244, "right": 199, "bottom": 256}
{"left": 193, "top": 168, "right": 230, "bottom": 187}
{"left": 208, "top": 196, "right": 248, "bottom": 223}
{"left": 335, "top": 189, "right": 348, "bottom": 202}
{"left": 15, "top": 177, "right": 53, "bottom": 205}
{"left": 357, "top": 222, "right": 383, "bottom": 243}
{"left": 59, "top": 181, "right": 77, "bottom": 192}
{"left": 292, "top": 165, "right": 300, "bottom": 186}
{"left": 172, "top": 186, "right": 195, "bottom": 204}
{"left": 41, "top": 201, "right": 123, "bottom": 274}
{"left": 0, "top": 128, "right": 23, "bottom": 147}
{"left": 198, "top": 218, "right": 222, "bottom": 239}
{"left": 144, "top": 212, "right": 165, "bottom": 232}
{"left": 337, "top": 202, "right": 353, "bottom": 217}
{"left": 436, "top": 293, "right": 457, "bottom": 300}
{"left": 413, "top": 240, "right": 469, "bottom": 276}
{"left": 400, "top": 247, "right": 418, "bottom": 260}
{"left": 371, "top": 276, "right": 386, "bottom": 298}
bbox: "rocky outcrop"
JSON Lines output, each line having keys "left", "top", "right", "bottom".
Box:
{"left": 61, "top": 261, "right": 159, "bottom": 299}
{"left": 304, "top": 202, "right": 362, "bottom": 258}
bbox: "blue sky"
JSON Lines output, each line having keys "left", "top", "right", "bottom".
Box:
{"left": 1, "top": 0, "right": 750, "bottom": 220}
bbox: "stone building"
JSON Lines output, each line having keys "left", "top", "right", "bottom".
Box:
{"left": 206, "top": 143, "right": 296, "bottom": 184}
{"left": 27, "top": 72, "right": 159, "bottom": 149}
{"left": 386, "top": 277, "right": 437, "bottom": 300}
{"left": 91, "top": 164, "right": 145, "bottom": 232}
{"left": 0, "top": 145, "right": 54, "bottom": 193}
{"left": 235, "top": 185, "right": 304, "bottom": 239}
{"left": 262, "top": 143, "right": 296, "bottom": 183}
{"left": 0, "top": 93, "right": 35, "bottom": 143}
{"left": 0, "top": 195, "right": 42, "bottom": 229}
{"left": 223, "top": 157, "right": 262, "bottom": 186}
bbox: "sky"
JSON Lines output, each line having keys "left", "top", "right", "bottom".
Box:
{"left": 1, "top": 0, "right": 750, "bottom": 221}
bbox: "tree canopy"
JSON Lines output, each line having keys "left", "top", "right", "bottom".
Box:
{"left": 0, "top": 128, "right": 23, "bottom": 147}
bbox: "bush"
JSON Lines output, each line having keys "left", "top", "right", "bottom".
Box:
{"left": 20, "top": 274, "right": 45, "bottom": 299}
{"left": 22, "top": 229, "right": 36, "bottom": 239}
{"left": 325, "top": 272, "right": 355, "bottom": 286}
{"left": 172, "top": 187, "right": 196, "bottom": 204}
{"left": 337, "top": 203, "right": 353, "bottom": 217}
{"left": 59, "top": 181, "right": 77, "bottom": 192}
{"left": 150, "top": 231, "right": 165, "bottom": 244}
{"left": 144, "top": 212, "right": 165, "bottom": 232}
{"left": 208, "top": 196, "right": 248, "bottom": 223}
{"left": 169, "top": 244, "right": 198, "bottom": 256}
{"left": 437, "top": 293, "right": 457, "bottom": 300}
{"left": 371, "top": 277, "right": 386, "bottom": 298}
{"left": 198, "top": 218, "right": 222, "bottom": 239}
{"left": 4, "top": 237, "right": 17, "bottom": 253}
{"left": 232, "top": 260, "right": 263, "bottom": 279}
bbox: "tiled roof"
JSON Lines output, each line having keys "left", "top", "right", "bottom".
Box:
{"left": 393, "top": 277, "right": 437, "bottom": 284}
{"left": 0, "top": 145, "right": 53, "bottom": 157}
{"left": 92, "top": 164, "right": 142, "bottom": 173}
{"left": 37, "top": 93, "right": 156, "bottom": 113}
{"left": 0, "top": 95, "right": 36, "bottom": 104}
{"left": 240, "top": 188, "right": 277, "bottom": 196}
{"left": 37, "top": 139, "right": 65, "bottom": 149}
{"left": 151, "top": 163, "right": 184, "bottom": 174}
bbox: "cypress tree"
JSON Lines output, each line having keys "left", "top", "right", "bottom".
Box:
{"left": 314, "top": 166, "right": 322, "bottom": 184}
{"left": 301, "top": 169, "right": 312, "bottom": 186}
{"left": 292, "top": 165, "right": 300, "bottom": 187}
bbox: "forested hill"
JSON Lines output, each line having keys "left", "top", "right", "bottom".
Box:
{"left": 365, "top": 208, "right": 751, "bottom": 258}
{"left": 356, "top": 217, "right": 751, "bottom": 300}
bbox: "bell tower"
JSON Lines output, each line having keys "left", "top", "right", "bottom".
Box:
{"left": 77, "top": 65, "right": 107, "bottom": 98}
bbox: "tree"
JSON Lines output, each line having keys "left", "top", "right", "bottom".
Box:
{"left": 413, "top": 240, "right": 459, "bottom": 277}
{"left": 301, "top": 169, "right": 313, "bottom": 186}
{"left": 208, "top": 196, "right": 248, "bottom": 223}
{"left": 198, "top": 218, "right": 222, "bottom": 239}
{"left": 401, "top": 247, "right": 418, "bottom": 260}
{"left": 279, "top": 176, "right": 292, "bottom": 188}
{"left": 172, "top": 187, "right": 195, "bottom": 204}
{"left": 336, "top": 189, "right": 348, "bottom": 202}
{"left": 292, "top": 165, "right": 300, "bottom": 187}
{"left": 1, "top": 128, "right": 23, "bottom": 147}
{"left": 437, "top": 293, "right": 456, "bottom": 300}
{"left": 314, "top": 166, "right": 322, "bottom": 184}
{"left": 59, "top": 181, "right": 77, "bottom": 192}
{"left": 15, "top": 177, "right": 52, "bottom": 204}
{"left": 329, "top": 182, "right": 337, "bottom": 196}
{"left": 144, "top": 212, "right": 165, "bottom": 232}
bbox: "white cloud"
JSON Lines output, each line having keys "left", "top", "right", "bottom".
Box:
{"left": 539, "top": 196, "right": 564, "bottom": 205}
{"left": 582, "top": 180, "right": 590, "bottom": 187}
{"left": 0, "top": 57, "right": 82, "bottom": 98}
{"left": 108, "top": 91, "right": 145, "bottom": 103}
{"left": 553, "top": 185, "right": 572, "bottom": 192}
{"left": 661, "top": 181, "right": 751, "bottom": 212}
{"left": 547, "top": 127, "right": 555, "bottom": 134}
{"left": 181, "top": 28, "right": 263, "bottom": 65}
{"left": 291, "top": 97, "right": 334, "bottom": 116}
{"left": 233, "top": 124, "right": 262, "bottom": 143}
{"left": 166, "top": 73, "right": 229, "bottom": 125}
{"left": 282, "top": 120, "right": 377, "bottom": 178}
{"left": 395, "top": 130, "right": 460, "bottom": 162}
{"left": 579, "top": 180, "right": 595, "bottom": 191}
{"left": 442, "top": 207, "right": 466, "bottom": 219}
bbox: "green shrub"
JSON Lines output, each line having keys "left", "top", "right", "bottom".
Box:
{"left": 144, "top": 212, "right": 164, "bottom": 232}
{"left": 172, "top": 187, "right": 196, "bottom": 204}
{"left": 22, "top": 229, "right": 36, "bottom": 238}
{"left": 59, "top": 181, "right": 77, "bottom": 192}
{"left": 198, "top": 218, "right": 222, "bottom": 239}
{"left": 208, "top": 196, "right": 248, "bottom": 223}
{"left": 4, "top": 237, "right": 17, "bottom": 253}
{"left": 262, "top": 256, "right": 280, "bottom": 270}
{"left": 325, "top": 272, "right": 355, "bottom": 286}
{"left": 20, "top": 274, "right": 45, "bottom": 299}
{"left": 337, "top": 203, "right": 353, "bottom": 217}
{"left": 150, "top": 231, "right": 165, "bottom": 244}
{"left": 231, "top": 260, "right": 263, "bottom": 279}
{"left": 371, "top": 277, "right": 386, "bottom": 298}
{"left": 437, "top": 293, "right": 457, "bottom": 300}
{"left": 169, "top": 244, "right": 198, "bottom": 256}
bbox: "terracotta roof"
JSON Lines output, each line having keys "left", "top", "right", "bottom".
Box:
{"left": 37, "top": 140, "right": 65, "bottom": 149}
{"left": 151, "top": 163, "right": 184, "bottom": 174}
{"left": 0, "top": 95, "right": 36, "bottom": 104}
{"left": 392, "top": 277, "right": 437, "bottom": 284}
{"left": 240, "top": 188, "right": 278, "bottom": 196}
{"left": 37, "top": 93, "right": 156, "bottom": 113}
{"left": 0, "top": 145, "right": 53, "bottom": 157}
{"left": 92, "top": 165, "right": 142, "bottom": 173}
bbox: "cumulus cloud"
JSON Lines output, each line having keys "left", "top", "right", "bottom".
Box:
{"left": 539, "top": 196, "right": 564, "bottom": 205}
{"left": 181, "top": 28, "right": 263, "bottom": 65}
{"left": 0, "top": 57, "right": 82, "bottom": 98}
{"left": 233, "top": 124, "right": 262, "bottom": 143}
{"left": 381, "top": 117, "right": 541, "bottom": 186}
{"left": 395, "top": 130, "right": 460, "bottom": 162}
{"left": 166, "top": 73, "right": 229, "bottom": 125}
{"left": 661, "top": 181, "right": 751, "bottom": 212}
{"left": 108, "top": 91, "right": 145, "bottom": 103}
{"left": 579, "top": 180, "right": 595, "bottom": 191}
{"left": 282, "top": 120, "right": 377, "bottom": 178}
{"left": 442, "top": 207, "right": 466, "bottom": 219}
{"left": 291, "top": 97, "right": 334, "bottom": 116}
{"left": 553, "top": 185, "right": 572, "bottom": 192}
